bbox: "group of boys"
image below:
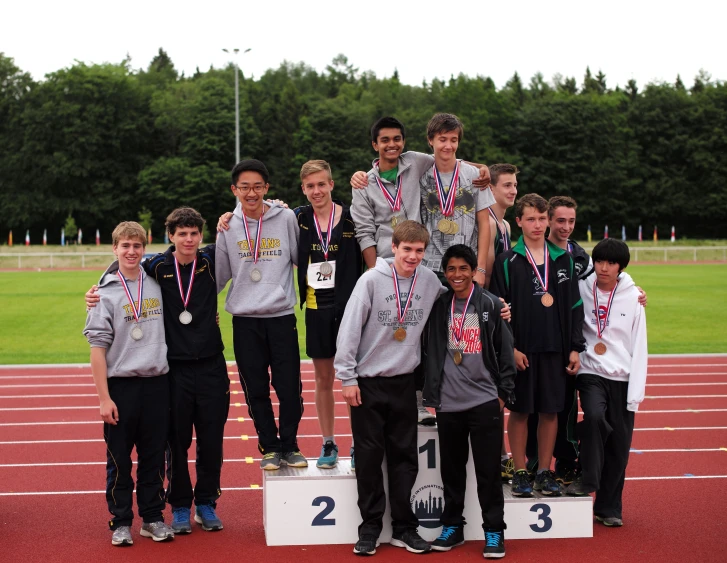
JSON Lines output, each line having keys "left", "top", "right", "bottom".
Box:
{"left": 84, "top": 111, "right": 647, "bottom": 557}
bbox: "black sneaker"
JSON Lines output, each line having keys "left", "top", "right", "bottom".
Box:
{"left": 565, "top": 474, "right": 592, "bottom": 497}
{"left": 500, "top": 457, "right": 514, "bottom": 482}
{"left": 511, "top": 469, "right": 533, "bottom": 497}
{"left": 390, "top": 528, "right": 432, "bottom": 553}
{"left": 533, "top": 470, "right": 561, "bottom": 496}
{"left": 431, "top": 525, "right": 464, "bottom": 551}
{"left": 482, "top": 529, "right": 505, "bottom": 559}
{"left": 555, "top": 463, "right": 577, "bottom": 486}
{"left": 353, "top": 534, "right": 380, "bottom": 556}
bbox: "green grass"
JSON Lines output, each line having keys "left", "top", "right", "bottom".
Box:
{"left": 1, "top": 265, "right": 725, "bottom": 364}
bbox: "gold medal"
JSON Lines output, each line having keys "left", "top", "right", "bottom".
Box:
{"left": 594, "top": 342, "right": 607, "bottom": 355}
{"left": 541, "top": 293, "right": 554, "bottom": 307}
{"left": 391, "top": 215, "right": 399, "bottom": 229}
{"left": 437, "top": 218, "right": 452, "bottom": 234}
{"left": 393, "top": 327, "right": 407, "bottom": 341}
{"left": 449, "top": 221, "right": 459, "bottom": 235}
{"left": 453, "top": 351, "right": 463, "bottom": 365}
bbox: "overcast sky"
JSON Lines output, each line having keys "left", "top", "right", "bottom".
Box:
{"left": 4, "top": 0, "right": 725, "bottom": 90}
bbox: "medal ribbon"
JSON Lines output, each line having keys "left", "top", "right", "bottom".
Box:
{"left": 489, "top": 208, "right": 510, "bottom": 251}
{"left": 374, "top": 161, "right": 403, "bottom": 212}
{"left": 117, "top": 267, "right": 143, "bottom": 323}
{"left": 241, "top": 209, "right": 263, "bottom": 264}
{"left": 450, "top": 284, "right": 475, "bottom": 344}
{"left": 524, "top": 242, "right": 549, "bottom": 293}
{"left": 173, "top": 255, "right": 196, "bottom": 310}
{"left": 312, "top": 204, "right": 336, "bottom": 261}
{"left": 567, "top": 241, "right": 574, "bottom": 254}
{"left": 391, "top": 266, "right": 419, "bottom": 325}
{"left": 593, "top": 279, "right": 619, "bottom": 338}
{"left": 433, "top": 160, "right": 461, "bottom": 217}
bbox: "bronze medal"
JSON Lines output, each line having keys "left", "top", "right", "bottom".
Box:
{"left": 453, "top": 351, "right": 463, "bottom": 365}
{"left": 541, "top": 293, "right": 554, "bottom": 307}
{"left": 594, "top": 342, "right": 607, "bottom": 355}
{"left": 393, "top": 327, "right": 407, "bottom": 342}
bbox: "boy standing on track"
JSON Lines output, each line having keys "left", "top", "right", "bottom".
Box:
{"left": 216, "top": 159, "right": 306, "bottom": 471}
{"left": 568, "top": 239, "right": 647, "bottom": 527}
{"left": 84, "top": 221, "right": 174, "bottom": 546}
{"left": 490, "top": 194, "right": 586, "bottom": 498}
{"left": 420, "top": 244, "right": 516, "bottom": 558}
{"left": 335, "top": 221, "right": 445, "bottom": 556}
{"left": 295, "top": 160, "right": 363, "bottom": 468}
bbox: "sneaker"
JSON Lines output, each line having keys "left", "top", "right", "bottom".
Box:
{"left": 500, "top": 457, "right": 514, "bottom": 482}
{"left": 431, "top": 525, "right": 464, "bottom": 551}
{"left": 140, "top": 521, "right": 174, "bottom": 542}
{"left": 111, "top": 526, "right": 133, "bottom": 546}
{"left": 260, "top": 452, "right": 282, "bottom": 471}
{"left": 195, "top": 504, "right": 223, "bottom": 531}
{"left": 565, "top": 475, "right": 592, "bottom": 497}
{"left": 416, "top": 390, "right": 436, "bottom": 426}
{"left": 350, "top": 446, "right": 356, "bottom": 472}
{"left": 171, "top": 506, "right": 192, "bottom": 534}
{"left": 534, "top": 470, "right": 561, "bottom": 496}
{"left": 596, "top": 515, "right": 623, "bottom": 527}
{"left": 390, "top": 528, "right": 432, "bottom": 553}
{"left": 511, "top": 469, "right": 533, "bottom": 497}
{"left": 482, "top": 529, "right": 505, "bottom": 558}
{"left": 281, "top": 450, "right": 308, "bottom": 468}
{"left": 555, "top": 464, "right": 578, "bottom": 486}
{"left": 317, "top": 441, "right": 339, "bottom": 469}
{"left": 353, "top": 534, "right": 380, "bottom": 556}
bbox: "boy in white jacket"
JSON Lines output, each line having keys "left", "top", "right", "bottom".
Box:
{"left": 568, "top": 239, "right": 647, "bottom": 527}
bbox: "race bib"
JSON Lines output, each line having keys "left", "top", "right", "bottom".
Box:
{"left": 307, "top": 260, "right": 336, "bottom": 290}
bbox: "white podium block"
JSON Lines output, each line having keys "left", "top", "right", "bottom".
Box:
{"left": 264, "top": 427, "right": 592, "bottom": 546}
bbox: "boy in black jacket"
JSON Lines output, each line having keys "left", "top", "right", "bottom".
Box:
{"left": 490, "top": 194, "right": 585, "bottom": 498}
{"left": 421, "top": 244, "right": 516, "bottom": 559}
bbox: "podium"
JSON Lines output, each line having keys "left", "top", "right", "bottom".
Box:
{"left": 264, "top": 426, "right": 592, "bottom": 546}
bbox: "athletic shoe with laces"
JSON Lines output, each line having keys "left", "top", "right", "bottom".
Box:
{"left": 500, "top": 457, "right": 514, "bottom": 482}
{"left": 195, "top": 504, "right": 223, "bottom": 531}
{"left": 431, "top": 525, "right": 464, "bottom": 551}
{"left": 596, "top": 515, "right": 623, "bottom": 527}
{"left": 260, "top": 451, "right": 282, "bottom": 471}
{"left": 482, "top": 528, "right": 505, "bottom": 558}
{"left": 555, "top": 463, "right": 578, "bottom": 486}
{"left": 317, "top": 441, "right": 339, "bottom": 469}
{"left": 171, "top": 506, "right": 192, "bottom": 534}
{"left": 281, "top": 450, "right": 308, "bottom": 467}
{"left": 390, "top": 528, "right": 432, "bottom": 553}
{"left": 111, "top": 525, "right": 133, "bottom": 546}
{"left": 534, "top": 470, "right": 561, "bottom": 496}
{"left": 140, "top": 521, "right": 174, "bottom": 542}
{"left": 565, "top": 474, "right": 592, "bottom": 497}
{"left": 511, "top": 469, "right": 533, "bottom": 497}
{"left": 353, "top": 534, "right": 380, "bottom": 556}
{"left": 350, "top": 446, "right": 356, "bottom": 472}
{"left": 416, "top": 390, "right": 436, "bottom": 426}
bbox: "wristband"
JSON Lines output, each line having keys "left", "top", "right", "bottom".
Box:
{"left": 477, "top": 267, "right": 487, "bottom": 275}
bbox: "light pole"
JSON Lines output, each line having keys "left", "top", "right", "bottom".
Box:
{"left": 222, "top": 48, "right": 251, "bottom": 164}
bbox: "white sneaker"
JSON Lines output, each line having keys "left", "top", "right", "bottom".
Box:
{"left": 111, "top": 526, "right": 133, "bottom": 546}
{"left": 140, "top": 521, "right": 175, "bottom": 542}
{"left": 416, "top": 390, "right": 436, "bottom": 426}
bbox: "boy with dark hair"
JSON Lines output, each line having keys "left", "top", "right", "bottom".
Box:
{"left": 335, "top": 220, "right": 445, "bottom": 556}
{"left": 295, "top": 160, "right": 363, "bottom": 468}
{"left": 420, "top": 244, "right": 516, "bottom": 558}
{"left": 490, "top": 194, "right": 585, "bottom": 498}
{"left": 216, "top": 159, "right": 305, "bottom": 471}
{"left": 569, "top": 239, "right": 647, "bottom": 528}
{"left": 84, "top": 221, "right": 174, "bottom": 546}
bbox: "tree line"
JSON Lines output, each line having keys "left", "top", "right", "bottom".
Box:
{"left": 1, "top": 50, "right": 725, "bottom": 243}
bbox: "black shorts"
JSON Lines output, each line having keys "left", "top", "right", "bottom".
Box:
{"left": 509, "top": 352, "right": 565, "bottom": 414}
{"left": 305, "top": 307, "right": 340, "bottom": 359}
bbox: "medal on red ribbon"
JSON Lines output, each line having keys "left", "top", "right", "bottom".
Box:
{"left": 241, "top": 208, "right": 264, "bottom": 282}
{"left": 312, "top": 204, "right": 336, "bottom": 276}
{"left": 174, "top": 255, "right": 196, "bottom": 324}
{"left": 433, "top": 160, "right": 461, "bottom": 217}
{"left": 489, "top": 208, "right": 510, "bottom": 251}
{"left": 593, "top": 279, "right": 619, "bottom": 355}
{"left": 524, "top": 242, "right": 553, "bottom": 306}
{"left": 117, "top": 267, "right": 144, "bottom": 340}
{"left": 391, "top": 265, "right": 419, "bottom": 341}
{"left": 450, "top": 284, "right": 475, "bottom": 365}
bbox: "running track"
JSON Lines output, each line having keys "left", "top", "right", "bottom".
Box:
{"left": 1, "top": 356, "right": 726, "bottom": 562}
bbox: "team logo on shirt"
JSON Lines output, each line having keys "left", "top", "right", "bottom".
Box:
{"left": 557, "top": 269, "right": 569, "bottom": 283}
{"left": 592, "top": 306, "right": 610, "bottom": 327}
{"left": 411, "top": 484, "right": 444, "bottom": 529}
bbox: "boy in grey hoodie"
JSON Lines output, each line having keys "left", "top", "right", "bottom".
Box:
{"left": 83, "top": 221, "right": 173, "bottom": 546}
{"left": 335, "top": 220, "right": 446, "bottom": 556}
{"left": 216, "top": 159, "right": 305, "bottom": 471}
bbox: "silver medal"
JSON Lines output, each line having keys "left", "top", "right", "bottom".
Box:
{"left": 250, "top": 268, "right": 262, "bottom": 282}
{"left": 179, "top": 310, "right": 193, "bottom": 325}
{"left": 130, "top": 325, "right": 143, "bottom": 341}
{"left": 319, "top": 261, "right": 333, "bottom": 276}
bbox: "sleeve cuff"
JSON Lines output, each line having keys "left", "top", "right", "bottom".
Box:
{"left": 341, "top": 378, "right": 359, "bottom": 387}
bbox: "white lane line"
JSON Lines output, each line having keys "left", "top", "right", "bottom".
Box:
{"left": 645, "top": 395, "right": 727, "bottom": 399}
{"left": 647, "top": 383, "right": 727, "bottom": 387}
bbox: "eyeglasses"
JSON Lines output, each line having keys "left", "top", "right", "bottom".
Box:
{"left": 235, "top": 184, "right": 266, "bottom": 194}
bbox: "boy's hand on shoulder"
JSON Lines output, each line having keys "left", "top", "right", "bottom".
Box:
{"left": 342, "top": 384, "right": 362, "bottom": 407}
{"left": 566, "top": 351, "right": 580, "bottom": 376}
{"left": 498, "top": 298, "right": 511, "bottom": 322}
{"left": 514, "top": 348, "right": 529, "bottom": 371}
{"left": 350, "top": 171, "right": 368, "bottom": 190}
{"left": 85, "top": 285, "right": 100, "bottom": 310}
{"left": 100, "top": 399, "right": 119, "bottom": 425}
{"left": 217, "top": 212, "right": 233, "bottom": 232}
{"left": 472, "top": 165, "right": 491, "bottom": 188}
{"left": 637, "top": 286, "right": 647, "bottom": 307}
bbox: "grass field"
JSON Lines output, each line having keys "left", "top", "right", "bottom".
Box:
{"left": 1, "top": 264, "right": 725, "bottom": 364}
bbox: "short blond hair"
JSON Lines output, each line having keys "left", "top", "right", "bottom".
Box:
{"left": 392, "top": 220, "right": 430, "bottom": 248}
{"left": 300, "top": 160, "right": 332, "bottom": 182}
{"left": 112, "top": 221, "right": 147, "bottom": 247}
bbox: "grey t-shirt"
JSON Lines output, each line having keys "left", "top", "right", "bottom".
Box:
{"left": 439, "top": 298, "right": 498, "bottom": 412}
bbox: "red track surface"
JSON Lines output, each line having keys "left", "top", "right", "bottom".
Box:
{"left": 2, "top": 356, "right": 726, "bottom": 562}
